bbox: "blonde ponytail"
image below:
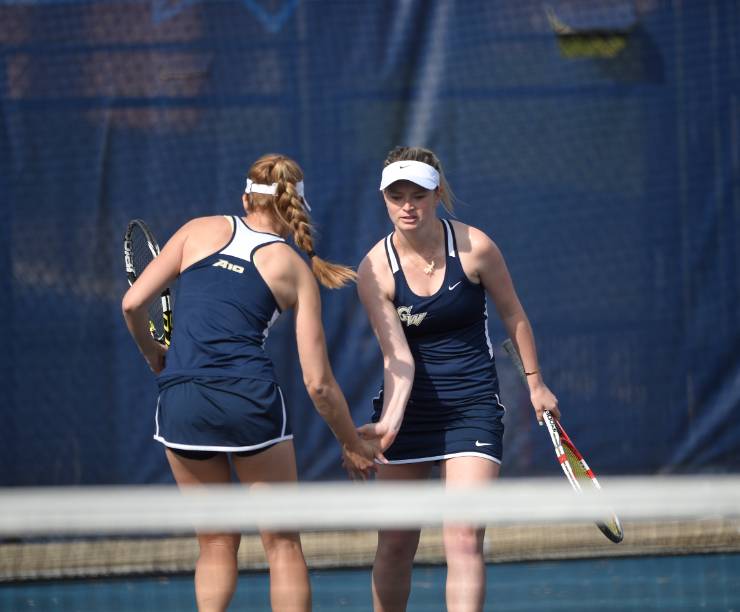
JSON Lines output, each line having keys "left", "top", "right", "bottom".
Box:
{"left": 246, "top": 153, "right": 357, "bottom": 289}
{"left": 310, "top": 254, "right": 358, "bottom": 289}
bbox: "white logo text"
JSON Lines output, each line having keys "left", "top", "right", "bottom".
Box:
{"left": 397, "top": 305, "right": 427, "bottom": 327}
{"left": 213, "top": 259, "right": 244, "bottom": 274}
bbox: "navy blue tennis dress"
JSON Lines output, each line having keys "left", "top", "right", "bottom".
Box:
{"left": 372, "top": 218, "right": 506, "bottom": 464}
{"left": 154, "top": 216, "right": 292, "bottom": 455}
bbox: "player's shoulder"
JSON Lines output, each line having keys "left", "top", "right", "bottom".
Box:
{"left": 251, "top": 239, "right": 310, "bottom": 306}
{"left": 364, "top": 236, "right": 389, "bottom": 262}
{"left": 162, "top": 216, "right": 229, "bottom": 248}
{"left": 256, "top": 238, "right": 308, "bottom": 275}
{"left": 182, "top": 215, "right": 231, "bottom": 225}
{"left": 177, "top": 215, "right": 231, "bottom": 235}
{"left": 358, "top": 236, "right": 391, "bottom": 277}
{"left": 357, "top": 236, "right": 395, "bottom": 299}
{"left": 266, "top": 240, "right": 305, "bottom": 264}
{"left": 448, "top": 219, "right": 498, "bottom": 254}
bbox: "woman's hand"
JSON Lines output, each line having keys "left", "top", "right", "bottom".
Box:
{"left": 142, "top": 341, "right": 168, "bottom": 374}
{"left": 341, "top": 437, "right": 386, "bottom": 480}
{"left": 356, "top": 421, "right": 397, "bottom": 453}
{"left": 529, "top": 382, "right": 560, "bottom": 424}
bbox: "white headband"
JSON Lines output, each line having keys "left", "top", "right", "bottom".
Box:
{"left": 379, "top": 160, "right": 440, "bottom": 191}
{"left": 244, "top": 178, "right": 311, "bottom": 211}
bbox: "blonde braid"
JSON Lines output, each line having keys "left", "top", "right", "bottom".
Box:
{"left": 246, "top": 154, "right": 358, "bottom": 288}
{"left": 274, "top": 180, "right": 357, "bottom": 289}
{"left": 244, "top": 154, "right": 356, "bottom": 289}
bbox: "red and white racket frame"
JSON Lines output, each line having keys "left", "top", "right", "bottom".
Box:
{"left": 543, "top": 409, "right": 596, "bottom": 492}
{"left": 502, "top": 338, "right": 623, "bottom": 543}
{"left": 544, "top": 410, "right": 623, "bottom": 543}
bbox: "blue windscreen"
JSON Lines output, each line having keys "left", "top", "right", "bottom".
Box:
{"left": 2, "top": 0, "right": 738, "bottom": 484}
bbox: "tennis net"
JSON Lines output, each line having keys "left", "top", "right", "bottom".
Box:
{"left": 1, "top": 476, "right": 739, "bottom": 610}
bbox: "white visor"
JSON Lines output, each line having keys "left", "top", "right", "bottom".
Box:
{"left": 245, "top": 178, "right": 311, "bottom": 211}
{"left": 379, "top": 160, "right": 440, "bottom": 191}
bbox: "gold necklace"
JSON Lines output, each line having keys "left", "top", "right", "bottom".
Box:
{"left": 398, "top": 226, "right": 441, "bottom": 276}
{"left": 413, "top": 249, "right": 438, "bottom": 275}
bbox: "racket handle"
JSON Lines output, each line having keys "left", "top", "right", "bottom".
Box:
{"left": 503, "top": 339, "right": 546, "bottom": 426}
{"left": 502, "top": 339, "right": 527, "bottom": 384}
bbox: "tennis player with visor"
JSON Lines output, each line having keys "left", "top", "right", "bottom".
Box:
{"left": 356, "top": 146, "right": 560, "bottom": 612}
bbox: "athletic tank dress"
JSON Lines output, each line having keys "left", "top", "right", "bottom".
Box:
{"left": 372, "top": 218, "right": 506, "bottom": 463}
{"left": 154, "top": 216, "right": 292, "bottom": 454}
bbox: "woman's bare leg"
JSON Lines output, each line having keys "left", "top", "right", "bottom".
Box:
{"left": 440, "top": 457, "right": 500, "bottom": 612}
{"left": 166, "top": 450, "right": 240, "bottom": 612}
{"left": 372, "top": 462, "right": 434, "bottom": 612}
{"left": 233, "top": 441, "right": 310, "bottom": 612}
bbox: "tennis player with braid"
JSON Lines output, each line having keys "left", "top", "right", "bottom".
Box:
{"left": 122, "top": 153, "right": 383, "bottom": 612}
{"left": 357, "top": 146, "right": 560, "bottom": 612}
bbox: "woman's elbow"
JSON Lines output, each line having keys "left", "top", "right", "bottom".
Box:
{"left": 121, "top": 290, "right": 142, "bottom": 315}
{"left": 384, "top": 353, "right": 415, "bottom": 379}
{"left": 304, "top": 377, "right": 333, "bottom": 404}
{"left": 304, "top": 381, "right": 326, "bottom": 402}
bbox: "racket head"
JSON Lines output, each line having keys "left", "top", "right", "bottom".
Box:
{"left": 546, "top": 412, "right": 624, "bottom": 543}
{"left": 124, "top": 219, "right": 159, "bottom": 281}
{"left": 597, "top": 515, "right": 624, "bottom": 543}
{"left": 123, "top": 219, "right": 172, "bottom": 345}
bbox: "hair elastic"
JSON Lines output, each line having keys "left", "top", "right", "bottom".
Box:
{"left": 244, "top": 178, "right": 312, "bottom": 211}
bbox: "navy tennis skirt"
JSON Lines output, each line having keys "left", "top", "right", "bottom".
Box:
{"left": 154, "top": 376, "right": 293, "bottom": 453}
{"left": 372, "top": 393, "right": 505, "bottom": 464}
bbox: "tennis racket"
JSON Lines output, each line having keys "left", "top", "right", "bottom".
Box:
{"left": 502, "top": 339, "right": 623, "bottom": 543}
{"left": 123, "top": 219, "right": 173, "bottom": 345}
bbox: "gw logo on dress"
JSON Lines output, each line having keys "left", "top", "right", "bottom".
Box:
{"left": 213, "top": 259, "right": 244, "bottom": 273}
{"left": 397, "top": 306, "right": 427, "bottom": 327}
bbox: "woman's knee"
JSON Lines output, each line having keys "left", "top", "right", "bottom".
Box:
{"left": 260, "top": 531, "right": 304, "bottom": 561}
{"left": 197, "top": 532, "right": 241, "bottom": 556}
{"left": 376, "top": 529, "right": 421, "bottom": 564}
{"left": 443, "top": 525, "right": 485, "bottom": 559}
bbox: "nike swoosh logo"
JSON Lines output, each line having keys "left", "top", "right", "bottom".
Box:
{"left": 475, "top": 441, "right": 492, "bottom": 447}
{"left": 399, "top": 164, "right": 411, "bottom": 168}
{"left": 448, "top": 281, "right": 462, "bottom": 291}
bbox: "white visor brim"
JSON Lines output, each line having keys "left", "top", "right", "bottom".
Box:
{"left": 379, "top": 160, "right": 440, "bottom": 191}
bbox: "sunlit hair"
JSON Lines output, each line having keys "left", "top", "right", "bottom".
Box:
{"left": 245, "top": 153, "right": 356, "bottom": 289}
{"left": 383, "top": 146, "right": 455, "bottom": 214}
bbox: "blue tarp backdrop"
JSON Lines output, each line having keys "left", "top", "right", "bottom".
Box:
{"left": 2, "top": 0, "right": 738, "bottom": 485}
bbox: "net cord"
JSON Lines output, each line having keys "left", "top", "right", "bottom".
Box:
{"left": 1, "top": 477, "right": 738, "bottom": 536}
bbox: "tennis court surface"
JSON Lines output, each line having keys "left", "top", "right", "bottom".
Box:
{"left": 2, "top": 553, "right": 739, "bottom": 611}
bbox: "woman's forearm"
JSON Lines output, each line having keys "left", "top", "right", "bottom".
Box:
{"left": 377, "top": 355, "right": 414, "bottom": 438}
{"left": 307, "top": 379, "right": 364, "bottom": 450}
{"left": 122, "top": 303, "right": 157, "bottom": 354}
{"left": 501, "top": 312, "right": 544, "bottom": 389}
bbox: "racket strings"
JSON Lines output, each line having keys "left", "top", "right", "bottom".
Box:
{"left": 129, "top": 228, "right": 156, "bottom": 271}
{"left": 129, "top": 227, "right": 165, "bottom": 339}
{"left": 564, "top": 444, "right": 623, "bottom": 542}
{"left": 563, "top": 445, "right": 590, "bottom": 482}
{"left": 148, "top": 300, "right": 166, "bottom": 338}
